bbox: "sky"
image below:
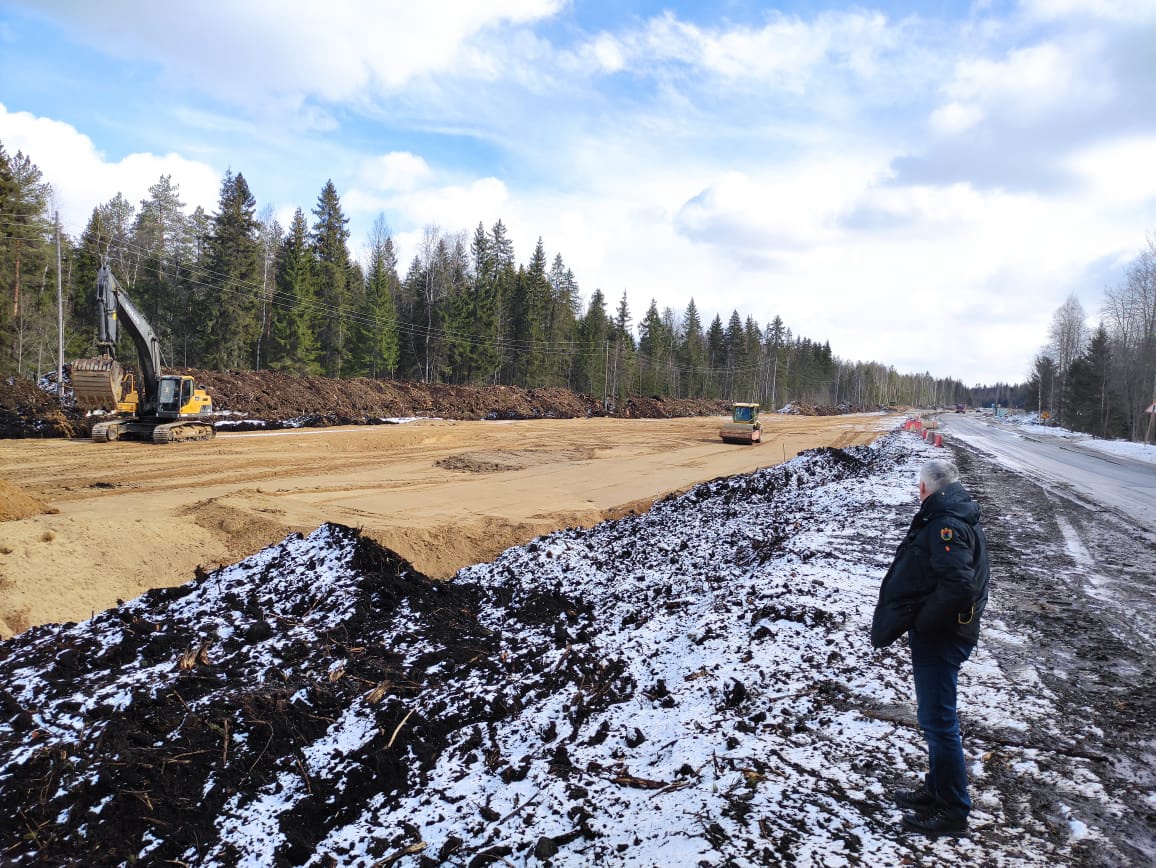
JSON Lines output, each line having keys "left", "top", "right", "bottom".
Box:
{"left": 1, "top": 0, "right": 1154, "bottom": 386}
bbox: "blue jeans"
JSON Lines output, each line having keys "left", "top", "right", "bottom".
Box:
{"left": 909, "top": 630, "right": 974, "bottom": 818}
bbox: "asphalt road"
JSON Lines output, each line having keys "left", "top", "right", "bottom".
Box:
{"left": 938, "top": 412, "right": 1156, "bottom": 533}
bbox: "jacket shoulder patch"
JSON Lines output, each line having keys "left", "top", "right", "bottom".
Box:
{"left": 940, "top": 527, "right": 953, "bottom": 542}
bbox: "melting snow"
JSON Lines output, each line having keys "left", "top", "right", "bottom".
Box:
{"left": 0, "top": 432, "right": 1139, "bottom": 866}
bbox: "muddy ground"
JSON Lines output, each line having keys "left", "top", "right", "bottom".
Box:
{"left": 0, "top": 433, "right": 1151, "bottom": 866}
{"left": 950, "top": 442, "right": 1156, "bottom": 861}
{"left": 0, "top": 410, "right": 888, "bottom": 639}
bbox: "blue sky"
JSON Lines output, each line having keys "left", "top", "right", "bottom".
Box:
{"left": 2, "top": 0, "right": 1154, "bottom": 385}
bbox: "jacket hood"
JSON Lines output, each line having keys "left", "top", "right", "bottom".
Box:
{"left": 919, "top": 481, "right": 980, "bottom": 526}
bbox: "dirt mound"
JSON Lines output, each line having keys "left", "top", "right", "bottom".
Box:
{"left": 0, "top": 479, "right": 50, "bottom": 521}
{"left": 778, "top": 401, "right": 878, "bottom": 416}
{"left": 0, "top": 370, "right": 732, "bottom": 438}
{"left": 0, "top": 376, "right": 82, "bottom": 438}
{"left": 0, "top": 448, "right": 889, "bottom": 866}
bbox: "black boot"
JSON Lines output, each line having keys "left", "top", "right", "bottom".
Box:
{"left": 902, "top": 808, "right": 968, "bottom": 837}
{"left": 893, "top": 786, "right": 936, "bottom": 813}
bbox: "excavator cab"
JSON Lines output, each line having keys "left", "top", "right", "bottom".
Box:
{"left": 156, "top": 375, "right": 212, "bottom": 417}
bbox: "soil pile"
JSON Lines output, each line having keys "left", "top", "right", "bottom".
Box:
{"left": 0, "top": 479, "right": 50, "bottom": 522}
{"left": 0, "top": 436, "right": 1135, "bottom": 866}
{"left": 0, "top": 376, "right": 82, "bottom": 438}
{"left": 0, "top": 370, "right": 739, "bottom": 438}
{"left": 779, "top": 401, "right": 881, "bottom": 416}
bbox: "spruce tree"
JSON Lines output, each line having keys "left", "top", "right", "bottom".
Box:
{"left": 524, "top": 238, "right": 551, "bottom": 386}
{"left": 202, "top": 170, "right": 261, "bottom": 369}
{"left": 638, "top": 299, "right": 666, "bottom": 395}
{"left": 271, "top": 209, "right": 321, "bottom": 374}
{"left": 469, "top": 222, "right": 500, "bottom": 382}
{"left": 680, "top": 299, "right": 705, "bottom": 398}
{"left": 576, "top": 289, "right": 609, "bottom": 397}
{"left": 489, "top": 220, "right": 516, "bottom": 380}
{"left": 363, "top": 217, "right": 401, "bottom": 378}
{"left": 547, "top": 252, "right": 580, "bottom": 388}
{"left": 724, "top": 310, "right": 744, "bottom": 399}
{"left": 397, "top": 256, "right": 425, "bottom": 380}
{"left": 310, "top": 180, "right": 352, "bottom": 378}
{"left": 610, "top": 289, "right": 634, "bottom": 400}
{"left": 706, "top": 314, "right": 725, "bottom": 398}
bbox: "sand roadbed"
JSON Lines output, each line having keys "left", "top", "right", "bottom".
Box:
{"left": 0, "top": 413, "right": 889, "bottom": 637}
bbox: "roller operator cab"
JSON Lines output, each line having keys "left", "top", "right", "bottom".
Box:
{"left": 720, "top": 402, "right": 762, "bottom": 444}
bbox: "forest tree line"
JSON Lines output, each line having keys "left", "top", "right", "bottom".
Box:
{"left": 1, "top": 141, "right": 970, "bottom": 411}
{"left": 1027, "top": 238, "right": 1156, "bottom": 443}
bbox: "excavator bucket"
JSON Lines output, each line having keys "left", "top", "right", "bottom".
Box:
{"left": 71, "top": 356, "right": 125, "bottom": 410}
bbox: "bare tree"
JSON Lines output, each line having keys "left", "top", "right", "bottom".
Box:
{"left": 1103, "top": 236, "right": 1156, "bottom": 439}
{"left": 254, "top": 205, "right": 282, "bottom": 370}
{"left": 1048, "top": 293, "right": 1089, "bottom": 424}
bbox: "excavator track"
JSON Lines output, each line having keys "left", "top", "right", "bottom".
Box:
{"left": 90, "top": 419, "right": 214, "bottom": 443}
{"left": 151, "top": 421, "right": 216, "bottom": 444}
{"left": 90, "top": 420, "right": 124, "bottom": 442}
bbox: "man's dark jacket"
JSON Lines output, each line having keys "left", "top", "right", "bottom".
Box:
{"left": 871, "top": 481, "right": 990, "bottom": 648}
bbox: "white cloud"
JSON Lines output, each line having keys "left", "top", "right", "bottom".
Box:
{"left": 928, "top": 102, "right": 983, "bottom": 136}
{"left": 675, "top": 158, "right": 889, "bottom": 254}
{"left": 1019, "top": 0, "right": 1156, "bottom": 23}
{"left": 577, "top": 9, "right": 901, "bottom": 93}
{"left": 939, "top": 40, "right": 1113, "bottom": 124}
{"left": 0, "top": 103, "right": 220, "bottom": 234}
{"left": 15, "top": 0, "right": 566, "bottom": 109}
{"left": 344, "top": 174, "right": 509, "bottom": 256}
{"left": 588, "top": 33, "right": 627, "bottom": 74}
{"left": 947, "top": 41, "right": 1109, "bottom": 119}
{"left": 1066, "top": 136, "right": 1156, "bottom": 204}
{"left": 358, "top": 153, "right": 433, "bottom": 193}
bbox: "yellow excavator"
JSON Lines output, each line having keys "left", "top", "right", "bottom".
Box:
{"left": 71, "top": 265, "right": 215, "bottom": 443}
{"left": 719, "top": 402, "right": 762, "bottom": 444}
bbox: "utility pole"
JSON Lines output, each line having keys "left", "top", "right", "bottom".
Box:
{"left": 56, "top": 211, "right": 64, "bottom": 400}
{"left": 1146, "top": 370, "right": 1156, "bottom": 445}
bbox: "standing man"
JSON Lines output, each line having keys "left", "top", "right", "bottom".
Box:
{"left": 872, "top": 457, "right": 990, "bottom": 837}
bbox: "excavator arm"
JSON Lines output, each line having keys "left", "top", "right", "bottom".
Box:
{"left": 93, "top": 265, "right": 163, "bottom": 416}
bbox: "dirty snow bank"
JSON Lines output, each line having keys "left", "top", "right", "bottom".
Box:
{"left": 994, "top": 413, "right": 1156, "bottom": 465}
{"left": 0, "top": 434, "right": 1123, "bottom": 866}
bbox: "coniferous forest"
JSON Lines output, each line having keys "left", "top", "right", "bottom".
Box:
{"left": 0, "top": 139, "right": 1058, "bottom": 415}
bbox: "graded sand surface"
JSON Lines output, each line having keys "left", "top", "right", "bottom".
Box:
{"left": 0, "top": 413, "right": 890, "bottom": 637}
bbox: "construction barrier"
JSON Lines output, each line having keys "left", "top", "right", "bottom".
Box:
{"left": 935, "top": 434, "right": 943, "bottom": 447}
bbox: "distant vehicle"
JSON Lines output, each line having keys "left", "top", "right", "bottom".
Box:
{"left": 720, "top": 402, "right": 762, "bottom": 444}
{"left": 955, "top": 403, "right": 966, "bottom": 413}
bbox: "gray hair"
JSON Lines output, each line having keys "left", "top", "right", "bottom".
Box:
{"left": 920, "top": 458, "right": 960, "bottom": 494}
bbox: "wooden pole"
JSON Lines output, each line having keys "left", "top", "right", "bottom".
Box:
{"left": 56, "top": 211, "right": 64, "bottom": 400}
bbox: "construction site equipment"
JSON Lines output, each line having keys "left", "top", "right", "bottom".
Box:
{"left": 71, "top": 265, "right": 215, "bottom": 443}
{"left": 720, "top": 402, "right": 762, "bottom": 444}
